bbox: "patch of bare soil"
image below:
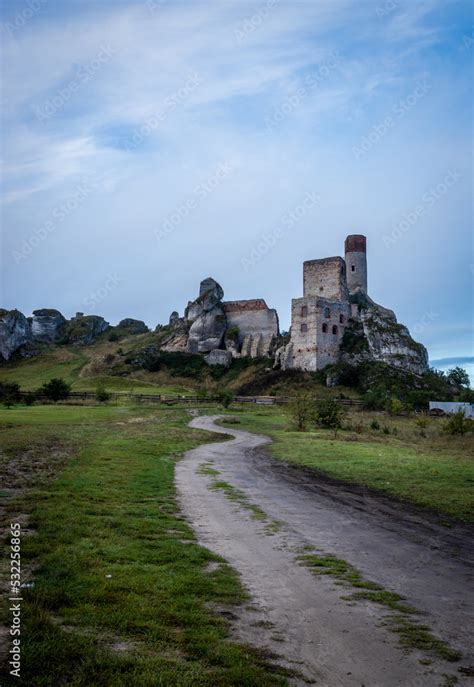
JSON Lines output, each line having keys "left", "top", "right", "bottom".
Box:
{"left": 176, "top": 415, "right": 473, "bottom": 686}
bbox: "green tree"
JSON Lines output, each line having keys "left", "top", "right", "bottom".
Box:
{"left": 0, "top": 381, "right": 21, "bottom": 408}
{"left": 447, "top": 367, "right": 470, "bottom": 388}
{"left": 218, "top": 391, "right": 234, "bottom": 409}
{"left": 315, "top": 399, "right": 346, "bottom": 437}
{"left": 41, "top": 378, "right": 71, "bottom": 402}
{"left": 288, "top": 393, "right": 317, "bottom": 431}
{"left": 95, "top": 383, "right": 111, "bottom": 403}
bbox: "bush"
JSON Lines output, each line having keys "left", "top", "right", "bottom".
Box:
{"left": 315, "top": 399, "right": 346, "bottom": 437}
{"left": 382, "top": 425, "right": 391, "bottom": 435}
{"left": 209, "top": 364, "right": 228, "bottom": 380}
{"left": 218, "top": 391, "right": 233, "bottom": 409}
{"left": 443, "top": 410, "right": 471, "bottom": 435}
{"left": 95, "top": 383, "right": 111, "bottom": 403}
{"left": 370, "top": 419, "right": 380, "bottom": 431}
{"left": 387, "top": 398, "right": 404, "bottom": 415}
{"left": 415, "top": 416, "right": 429, "bottom": 437}
{"left": 23, "top": 391, "right": 36, "bottom": 406}
{"left": 108, "top": 332, "right": 120, "bottom": 342}
{"left": 0, "top": 381, "right": 21, "bottom": 408}
{"left": 288, "top": 393, "right": 317, "bottom": 431}
{"left": 41, "top": 378, "right": 71, "bottom": 402}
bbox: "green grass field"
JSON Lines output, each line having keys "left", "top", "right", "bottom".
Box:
{"left": 0, "top": 404, "right": 287, "bottom": 686}
{"left": 219, "top": 408, "right": 474, "bottom": 522}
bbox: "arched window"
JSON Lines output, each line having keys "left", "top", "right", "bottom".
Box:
{"left": 324, "top": 307, "right": 330, "bottom": 318}
{"left": 300, "top": 323, "right": 308, "bottom": 333}
{"left": 351, "top": 265, "right": 356, "bottom": 272}
{"left": 339, "top": 314, "right": 344, "bottom": 324}
{"left": 322, "top": 323, "right": 328, "bottom": 333}
{"left": 332, "top": 325, "right": 338, "bottom": 335}
{"left": 301, "top": 306, "right": 308, "bottom": 317}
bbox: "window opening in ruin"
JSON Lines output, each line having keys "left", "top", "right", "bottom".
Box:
{"left": 301, "top": 306, "right": 308, "bottom": 317}
{"left": 322, "top": 323, "right": 328, "bottom": 333}
{"left": 324, "top": 307, "right": 330, "bottom": 318}
{"left": 351, "top": 265, "right": 355, "bottom": 272}
{"left": 300, "top": 323, "right": 308, "bottom": 333}
{"left": 339, "top": 314, "right": 344, "bottom": 324}
{"left": 332, "top": 325, "right": 338, "bottom": 335}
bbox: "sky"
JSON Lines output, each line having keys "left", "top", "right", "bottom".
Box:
{"left": 0, "top": 0, "right": 472, "bottom": 376}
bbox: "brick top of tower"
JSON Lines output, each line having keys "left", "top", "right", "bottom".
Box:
{"left": 345, "top": 234, "right": 366, "bottom": 253}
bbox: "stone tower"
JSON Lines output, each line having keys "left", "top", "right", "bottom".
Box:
{"left": 345, "top": 234, "right": 367, "bottom": 294}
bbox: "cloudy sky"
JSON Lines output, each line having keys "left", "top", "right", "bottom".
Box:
{"left": 1, "top": 0, "right": 472, "bottom": 374}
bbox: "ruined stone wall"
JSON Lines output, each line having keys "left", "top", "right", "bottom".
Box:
{"left": 223, "top": 300, "right": 279, "bottom": 343}
{"left": 286, "top": 297, "right": 350, "bottom": 371}
{"left": 303, "top": 257, "right": 348, "bottom": 301}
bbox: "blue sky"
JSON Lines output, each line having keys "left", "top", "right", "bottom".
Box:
{"left": 1, "top": 0, "right": 472, "bottom": 376}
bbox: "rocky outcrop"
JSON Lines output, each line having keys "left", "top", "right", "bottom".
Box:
{"left": 204, "top": 349, "right": 233, "bottom": 367}
{"left": 340, "top": 294, "right": 428, "bottom": 375}
{"left": 116, "top": 318, "right": 149, "bottom": 335}
{"left": 0, "top": 309, "right": 32, "bottom": 360}
{"left": 62, "top": 315, "right": 110, "bottom": 345}
{"left": 31, "top": 309, "right": 66, "bottom": 342}
{"left": 186, "top": 278, "right": 227, "bottom": 354}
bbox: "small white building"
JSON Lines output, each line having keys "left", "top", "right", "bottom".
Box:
{"left": 429, "top": 401, "right": 474, "bottom": 418}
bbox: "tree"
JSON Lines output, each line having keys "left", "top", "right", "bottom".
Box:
{"left": 315, "top": 399, "right": 346, "bottom": 437}
{"left": 0, "top": 382, "right": 21, "bottom": 408}
{"left": 447, "top": 367, "right": 470, "bottom": 388}
{"left": 288, "top": 393, "right": 317, "bottom": 431}
{"left": 95, "top": 383, "right": 111, "bottom": 403}
{"left": 218, "top": 391, "right": 233, "bottom": 409}
{"left": 41, "top": 378, "right": 71, "bottom": 402}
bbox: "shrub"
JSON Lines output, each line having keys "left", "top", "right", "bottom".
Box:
{"left": 209, "top": 364, "right": 228, "bottom": 380}
{"left": 108, "top": 331, "right": 120, "bottom": 342}
{"left": 218, "top": 391, "right": 234, "bottom": 409}
{"left": 415, "top": 416, "right": 429, "bottom": 437}
{"left": 41, "top": 378, "right": 71, "bottom": 402}
{"left": 382, "top": 425, "right": 391, "bottom": 435}
{"left": 95, "top": 383, "right": 111, "bottom": 403}
{"left": 387, "top": 398, "right": 404, "bottom": 415}
{"left": 23, "top": 392, "right": 36, "bottom": 406}
{"left": 288, "top": 393, "right": 317, "bottom": 431}
{"left": 0, "top": 381, "right": 21, "bottom": 408}
{"left": 443, "top": 410, "right": 471, "bottom": 435}
{"left": 370, "top": 419, "right": 380, "bottom": 430}
{"left": 315, "top": 399, "right": 346, "bottom": 437}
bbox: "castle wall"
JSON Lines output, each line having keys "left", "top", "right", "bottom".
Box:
{"left": 303, "top": 257, "right": 348, "bottom": 301}
{"left": 223, "top": 299, "right": 279, "bottom": 343}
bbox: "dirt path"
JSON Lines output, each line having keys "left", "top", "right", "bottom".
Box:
{"left": 175, "top": 415, "right": 473, "bottom": 686}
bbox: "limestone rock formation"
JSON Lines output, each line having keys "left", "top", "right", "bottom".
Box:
{"left": 186, "top": 279, "right": 227, "bottom": 354}
{"left": 168, "top": 311, "right": 180, "bottom": 326}
{"left": 0, "top": 309, "right": 32, "bottom": 360}
{"left": 341, "top": 295, "right": 428, "bottom": 375}
{"left": 204, "top": 349, "right": 233, "bottom": 367}
{"left": 31, "top": 309, "right": 66, "bottom": 342}
{"left": 62, "top": 314, "right": 110, "bottom": 345}
{"left": 116, "top": 318, "right": 149, "bottom": 335}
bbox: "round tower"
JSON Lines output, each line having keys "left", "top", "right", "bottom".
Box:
{"left": 344, "top": 234, "right": 367, "bottom": 294}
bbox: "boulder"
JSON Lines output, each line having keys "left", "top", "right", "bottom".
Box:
{"left": 204, "top": 349, "right": 233, "bottom": 368}
{"left": 0, "top": 309, "right": 32, "bottom": 360}
{"left": 31, "top": 308, "right": 67, "bottom": 342}
{"left": 186, "top": 306, "right": 226, "bottom": 353}
{"left": 63, "top": 315, "right": 110, "bottom": 345}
